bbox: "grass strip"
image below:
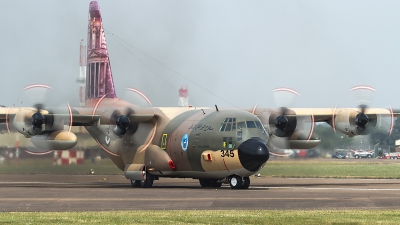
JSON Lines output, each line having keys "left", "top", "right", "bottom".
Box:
{"left": 260, "top": 159, "right": 400, "bottom": 179}
{"left": 0, "top": 158, "right": 122, "bottom": 175}
{"left": 1, "top": 210, "right": 400, "bottom": 225}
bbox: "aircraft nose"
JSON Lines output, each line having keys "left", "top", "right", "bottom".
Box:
{"left": 238, "top": 138, "right": 269, "bottom": 172}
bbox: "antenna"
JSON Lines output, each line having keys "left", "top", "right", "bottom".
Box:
{"left": 215, "top": 105, "right": 219, "bottom": 112}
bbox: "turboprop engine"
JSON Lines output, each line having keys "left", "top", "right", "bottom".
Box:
{"left": 257, "top": 109, "right": 321, "bottom": 149}
{"left": 12, "top": 105, "right": 77, "bottom": 151}
{"left": 333, "top": 107, "right": 378, "bottom": 137}
{"left": 97, "top": 107, "right": 155, "bottom": 138}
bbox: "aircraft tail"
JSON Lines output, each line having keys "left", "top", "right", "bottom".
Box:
{"left": 85, "top": 1, "right": 117, "bottom": 105}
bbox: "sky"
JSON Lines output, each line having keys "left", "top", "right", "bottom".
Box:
{"left": 1, "top": 0, "right": 400, "bottom": 109}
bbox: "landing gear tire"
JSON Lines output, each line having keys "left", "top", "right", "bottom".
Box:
{"left": 140, "top": 170, "right": 154, "bottom": 188}
{"left": 230, "top": 175, "right": 243, "bottom": 189}
{"left": 199, "top": 179, "right": 211, "bottom": 187}
{"left": 241, "top": 177, "right": 250, "bottom": 189}
{"left": 199, "top": 179, "right": 222, "bottom": 188}
{"left": 210, "top": 180, "right": 222, "bottom": 187}
{"left": 130, "top": 180, "right": 141, "bottom": 188}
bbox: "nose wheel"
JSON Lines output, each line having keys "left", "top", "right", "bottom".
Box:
{"left": 229, "top": 175, "right": 250, "bottom": 189}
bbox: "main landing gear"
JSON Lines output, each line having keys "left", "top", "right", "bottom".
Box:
{"left": 199, "top": 179, "right": 223, "bottom": 188}
{"left": 130, "top": 169, "right": 155, "bottom": 188}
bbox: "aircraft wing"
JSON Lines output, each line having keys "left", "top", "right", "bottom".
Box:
{"left": 252, "top": 107, "right": 399, "bottom": 149}
{"left": 0, "top": 106, "right": 156, "bottom": 126}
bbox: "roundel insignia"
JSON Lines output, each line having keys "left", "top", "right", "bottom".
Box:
{"left": 181, "top": 134, "right": 189, "bottom": 151}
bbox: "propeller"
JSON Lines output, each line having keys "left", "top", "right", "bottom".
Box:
{"left": 30, "top": 103, "right": 45, "bottom": 134}
{"left": 355, "top": 104, "right": 369, "bottom": 133}
{"left": 268, "top": 87, "right": 317, "bottom": 151}
{"left": 349, "top": 86, "right": 376, "bottom": 134}
{"left": 274, "top": 107, "right": 290, "bottom": 136}
{"left": 16, "top": 84, "right": 73, "bottom": 152}
{"left": 271, "top": 88, "right": 300, "bottom": 137}
{"left": 111, "top": 108, "right": 138, "bottom": 137}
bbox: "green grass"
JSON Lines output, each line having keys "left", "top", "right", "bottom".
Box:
{"left": 260, "top": 159, "right": 400, "bottom": 179}
{"left": 0, "top": 158, "right": 122, "bottom": 175}
{"left": 1, "top": 210, "right": 400, "bottom": 224}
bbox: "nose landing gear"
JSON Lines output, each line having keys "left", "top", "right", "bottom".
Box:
{"left": 229, "top": 175, "right": 250, "bottom": 189}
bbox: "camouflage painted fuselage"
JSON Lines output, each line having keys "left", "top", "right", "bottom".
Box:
{"left": 85, "top": 99, "right": 270, "bottom": 180}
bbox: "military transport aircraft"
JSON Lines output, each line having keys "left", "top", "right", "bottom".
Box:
{"left": 0, "top": 1, "right": 397, "bottom": 189}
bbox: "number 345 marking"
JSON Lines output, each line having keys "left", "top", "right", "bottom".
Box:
{"left": 221, "top": 150, "right": 234, "bottom": 157}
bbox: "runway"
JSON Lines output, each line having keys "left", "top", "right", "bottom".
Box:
{"left": 1, "top": 174, "right": 400, "bottom": 211}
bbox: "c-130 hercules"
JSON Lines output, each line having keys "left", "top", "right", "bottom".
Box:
{"left": 0, "top": 1, "right": 397, "bottom": 189}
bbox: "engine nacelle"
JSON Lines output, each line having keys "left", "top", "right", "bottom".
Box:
{"left": 268, "top": 108, "right": 297, "bottom": 137}
{"left": 334, "top": 109, "right": 378, "bottom": 137}
{"left": 96, "top": 107, "right": 155, "bottom": 138}
{"left": 13, "top": 109, "right": 38, "bottom": 137}
{"left": 270, "top": 130, "right": 320, "bottom": 149}
{"left": 30, "top": 130, "right": 77, "bottom": 150}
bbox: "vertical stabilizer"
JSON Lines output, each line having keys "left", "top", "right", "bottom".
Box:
{"left": 86, "top": 1, "right": 117, "bottom": 104}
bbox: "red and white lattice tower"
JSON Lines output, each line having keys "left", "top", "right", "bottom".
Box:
{"left": 179, "top": 86, "right": 189, "bottom": 107}
{"left": 77, "top": 39, "right": 87, "bottom": 107}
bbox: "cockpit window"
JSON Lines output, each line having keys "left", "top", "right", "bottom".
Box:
{"left": 255, "top": 121, "right": 267, "bottom": 135}
{"left": 246, "top": 121, "right": 256, "bottom": 128}
{"left": 237, "top": 121, "right": 246, "bottom": 129}
{"left": 219, "top": 123, "right": 226, "bottom": 131}
{"left": 225, "top": 123, "right": 232, "bottom": 131}
{"left": 219, "top": 118, "right": 237, "bottom": 132}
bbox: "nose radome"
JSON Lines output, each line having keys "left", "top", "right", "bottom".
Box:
{"left": 238, "top": 138, "right": 269, "bottom": 172}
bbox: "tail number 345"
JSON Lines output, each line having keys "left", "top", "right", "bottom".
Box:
{"left": 221, "top": 150, "right": 234, "bottom": 157}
